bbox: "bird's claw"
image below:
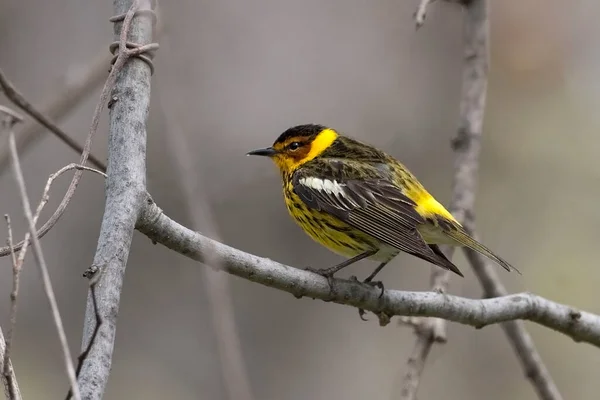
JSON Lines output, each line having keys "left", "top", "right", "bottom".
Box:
{"left": 351, "top": 276, "right": 386, "bottom": 321}
{"left": 365, "top": 279, "right": 385, "bottom": 298}
{"left": 304, "top": 266, "right": 336, "bottom": 294}
{"left": 358, "top": 308, "right": 368, "bottom": 321}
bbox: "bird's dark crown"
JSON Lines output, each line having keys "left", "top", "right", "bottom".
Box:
{"left": 273, "top": 124, "right": 327, "bottom": 146}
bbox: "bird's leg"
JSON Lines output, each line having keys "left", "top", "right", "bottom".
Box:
{"left": 305, "top": 250, "right": 377, "bottom": 290}
{"left": 363, "top": 261, "right": 387, "bottom": 296}
{"left": 355, "top": 261, "right": 389, "bottom": 321}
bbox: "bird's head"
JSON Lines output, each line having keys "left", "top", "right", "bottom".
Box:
{"left": 247, "top": 124, "right": 339, "bottom": 174}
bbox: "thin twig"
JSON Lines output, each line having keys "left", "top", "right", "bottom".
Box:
{"left": 0, "top": 106, "right": 23, "bottom": 123}
{"left": 155, "top": 80, "right": 254, "bottom": 400}
{"left": 0, "top": 163, "right": 105, "bottom": 379}
{"left": 3, "top": 213, "right": 18, "bottom": 373}
{"left": 1, "top": 215, "right": 21, "bottom": 400}
{"left": 136, "top": 199, "right": 600, "bottom": 347}
{"left": 463, "top": 223, "right": 563, "bottom": 400}
{"left": 4, "top": 114, "right": 81, "bottom": 399}
{"left": 0, "top": 326, "right": 21, "bottom": 400}
{"left": 0, "top": 68, "right": 106, "bottom": 170}
{"left": 3, "top": 161, "right": 105, "bottom": 359}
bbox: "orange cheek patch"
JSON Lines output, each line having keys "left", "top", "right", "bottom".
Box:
{"left": 290, "top": 146, "right": 310, "bottom": 161}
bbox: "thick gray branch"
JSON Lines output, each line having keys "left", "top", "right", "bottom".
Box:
{"left": 77, "top": 1, "right": 153, "bottom": 398}
{"left": 137, "top": 200, "right": 600, "bottom": 347}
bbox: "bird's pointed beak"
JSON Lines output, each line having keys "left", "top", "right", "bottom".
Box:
{"left": 246, "top": 147, "right": 278, "bottom": 157}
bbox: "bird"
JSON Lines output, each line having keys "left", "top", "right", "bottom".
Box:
{"left": 247, "top": 124, "right": 518, "bottom": 290}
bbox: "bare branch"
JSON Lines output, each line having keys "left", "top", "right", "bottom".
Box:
{"left": 0, "top": 68, "right": 106, "bottom": 170}
{"left": 1, "top": 215, "right": 21, "bottom": 400}
{"left": 463, "top": 224, "right": 563, "bottom": 400}
{"left": 0, "top": 326, "right": 21, "bottom": 400}
{"left": 3, "top": 112, "right": 81, "bottom": 400}
{"left": 136, "top": 199, "right": 600, "bottom": 347}
{"left": 77, "top": 0, "right": 157, "bottom": 398}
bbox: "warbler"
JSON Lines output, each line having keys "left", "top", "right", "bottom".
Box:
{"left": 247, "top": 124, "right": 518, "bottom": 286}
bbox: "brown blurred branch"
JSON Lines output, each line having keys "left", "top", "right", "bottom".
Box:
{"left": 2, "top": 108, "right": 81, "bottom": 399}
{"left": 155, "top": 84, "right": 254, "bottom": 400}
{"left": 400, "top": 0, "right": 491, "bottom": 397}
{"left": 463, "top": 224, "right": 563, "bottom": 400}
{"left": 0, "top": 66, "right": 107, "bottom": 170}
{"left": 401, "top": 1, "right": 563, "bottom": 399}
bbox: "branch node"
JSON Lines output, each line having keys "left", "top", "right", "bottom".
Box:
{"left": 413, "top": 0, "right": 436, "bottom": 29}
{"left": 108, "top": 4, "right": 159, "bottom": 75}
{"left": 377, "top": 312, "right": 392, "bottom": 327}
{"left": 569, "top": 310, "right": 582, "bottom": 321}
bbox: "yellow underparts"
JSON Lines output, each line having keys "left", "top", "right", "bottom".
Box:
{"left": 283, "top": 183, "right": 388, "bottom": 260}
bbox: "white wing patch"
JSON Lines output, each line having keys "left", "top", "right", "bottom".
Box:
{"left": 298, "top": 177, "right": 346, "bottom": 197}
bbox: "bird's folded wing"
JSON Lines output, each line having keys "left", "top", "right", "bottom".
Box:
{"left": 292, "top": 160, "right": 436, "bottom": 258}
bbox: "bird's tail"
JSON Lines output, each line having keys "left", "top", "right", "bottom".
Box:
{"left": 447, "top": 229, "right": 520, "bottom": 274}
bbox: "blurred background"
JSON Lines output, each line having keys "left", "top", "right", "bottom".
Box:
{"left": 1, "top": 0, "right": 600, "bottom": 398}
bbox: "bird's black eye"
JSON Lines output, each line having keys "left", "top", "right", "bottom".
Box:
{"left": 288, "top": 142, "right": 302, "bottom": 151}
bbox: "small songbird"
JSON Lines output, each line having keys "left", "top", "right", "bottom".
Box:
{"left": 247, "top": 124, "right": 518, "bottom": 287}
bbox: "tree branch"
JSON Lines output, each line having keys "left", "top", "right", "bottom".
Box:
{"left": 136, "top": 199, "right": 600, "bottom": 347}
{"left": 76, "top": 1, "right": 155, "bottom": 398}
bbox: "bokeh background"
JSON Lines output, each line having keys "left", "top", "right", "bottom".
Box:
{"left": 1, "top": 0, "right": 600, "bottom": 399}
